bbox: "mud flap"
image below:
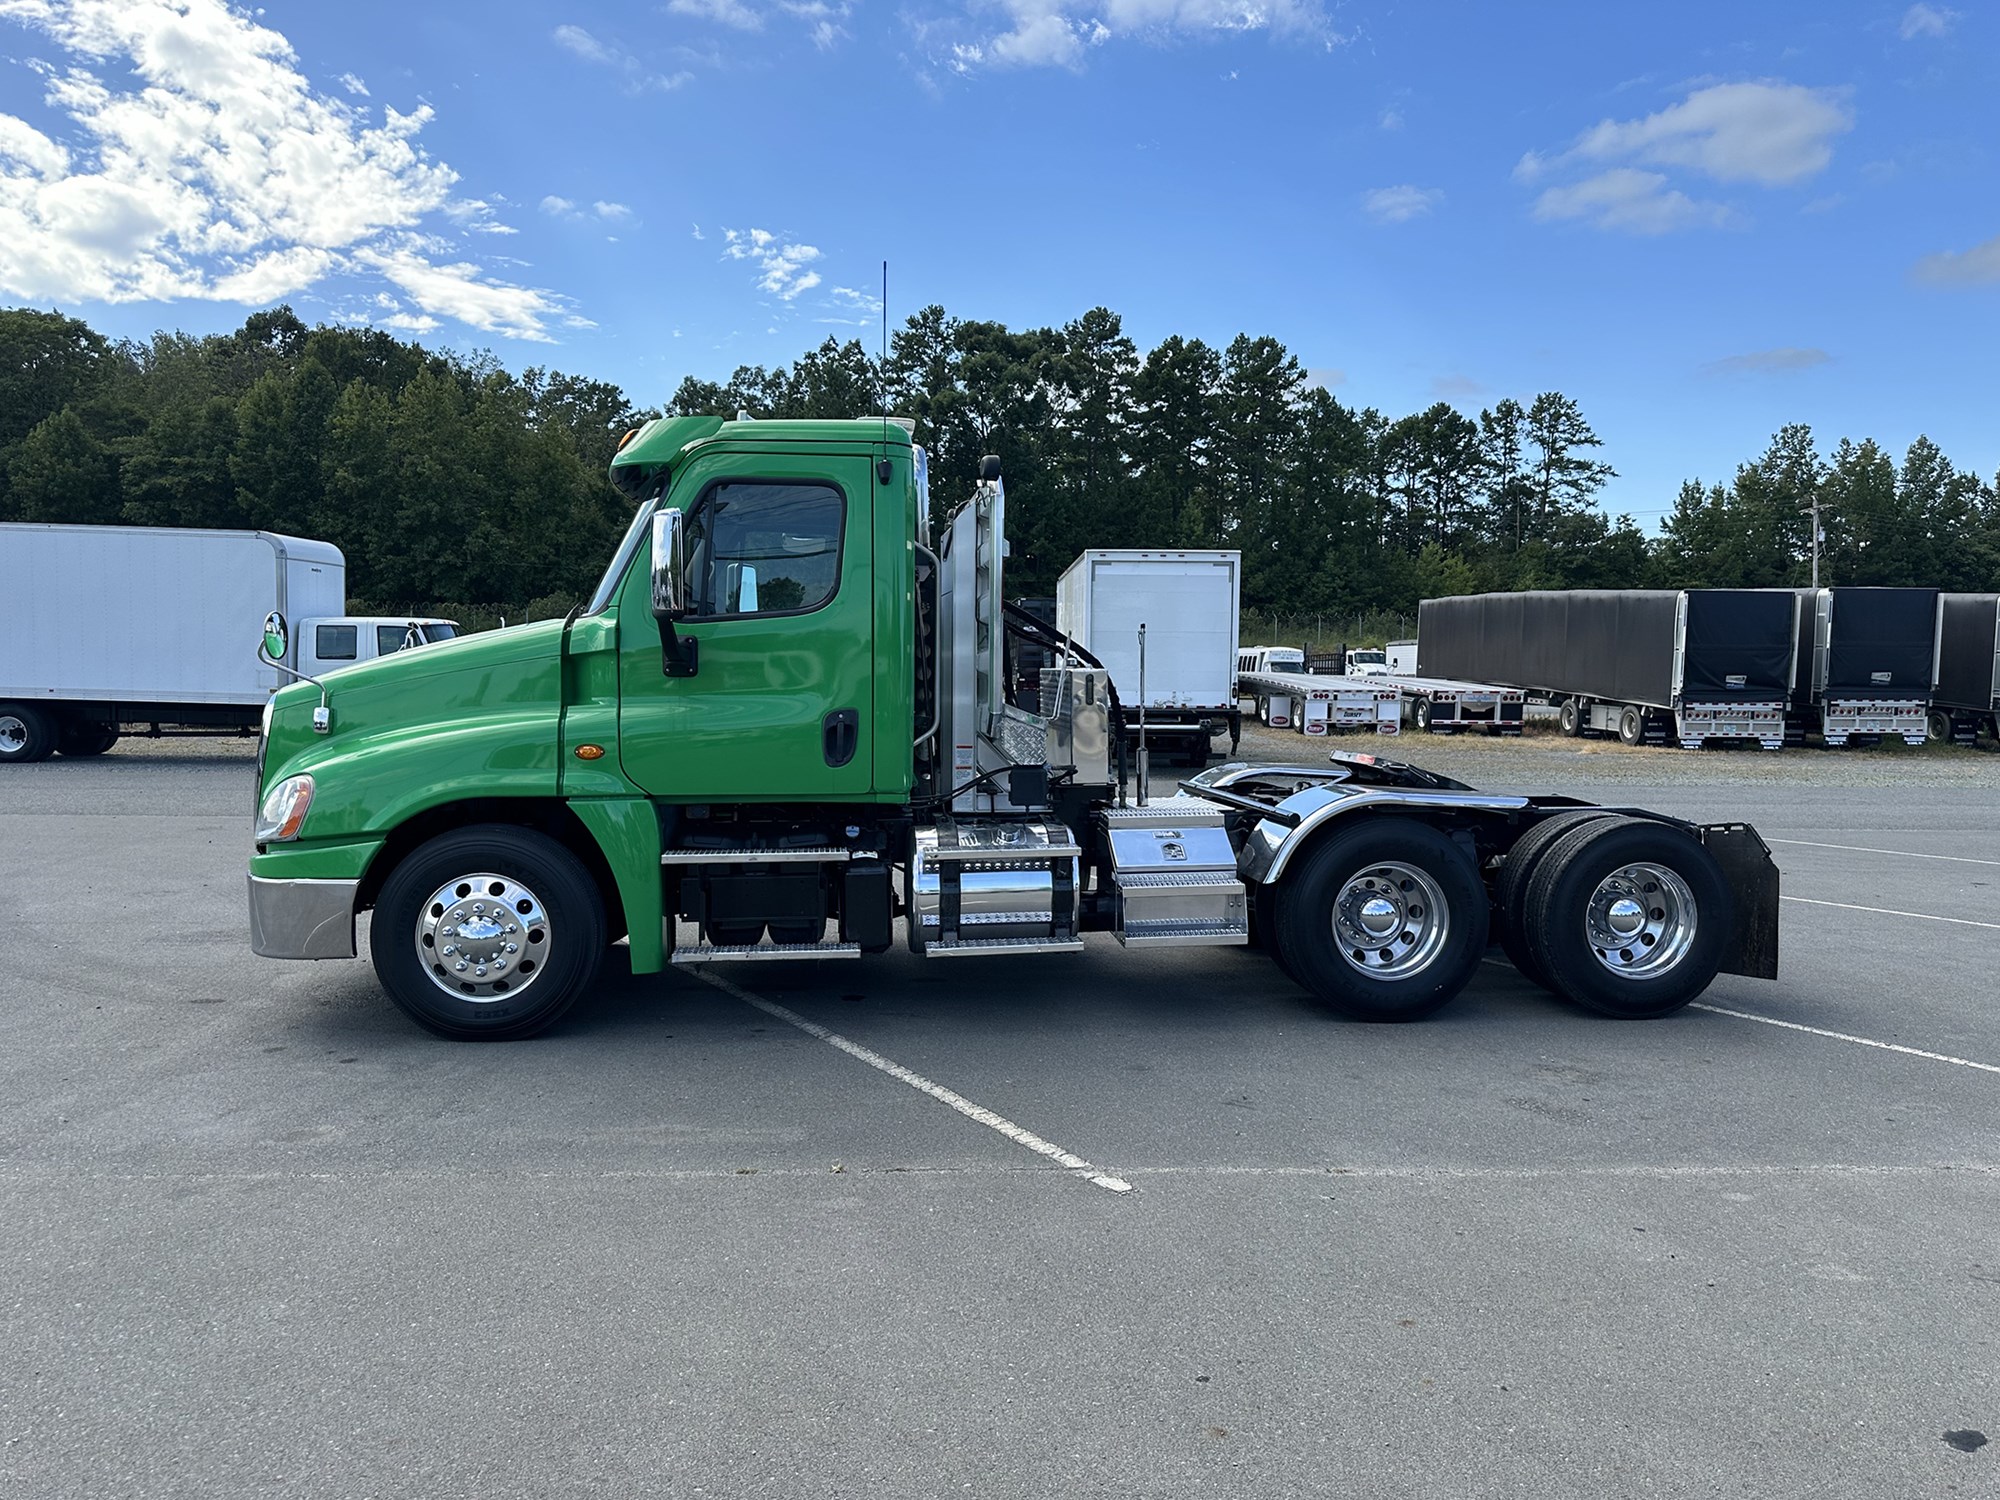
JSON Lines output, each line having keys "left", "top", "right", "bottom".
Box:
{"left": 1701, "top": 823, "right": 1779, "bottom": 980}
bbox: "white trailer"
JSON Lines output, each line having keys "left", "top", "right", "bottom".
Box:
{"left": 1237, "top": 671, "right": 1400, "bottom": 736}
{"left": 1057, "top": 549, "right": 1242, "bottom": 766}
{"left": 0, "top": 523, "right": 453, "bottom": 762}
{"left": 1379, "top": 676, "right": 1527, "bottom": 735}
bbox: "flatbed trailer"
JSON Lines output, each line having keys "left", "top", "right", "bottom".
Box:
{"left": 1236, "top": 671, "right": 1400, "bottom": 736}
{"left": 1377, "top": 675, "right": 1527, "bottom": 735}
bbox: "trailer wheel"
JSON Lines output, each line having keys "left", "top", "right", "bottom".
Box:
{"left": 1274, "top": 819, "right": 1487, "bottom": 1022}
{"left": 1413, "top": 699, "right": 1433, "bottom": 733}
{"left": 0, "top": 703, "right": 58, "bottom": 764}
{"left": 1927, "top": 710, "right": 1952, "bottom": 743}
{"left": 1558, "top": 699, "right": 1583, "bottom": 738}
{"left": 1522, "top": 817, "right": 1729, "bottom": 1019}
{"left": 1617, "top": 707, "right": 1645, "bottom": 746}
{"left": 372, "top": 824, "right": 606, "bottom": 1041}
{"left": 1496, "top": 811, "right": 1613, "bottom": 992}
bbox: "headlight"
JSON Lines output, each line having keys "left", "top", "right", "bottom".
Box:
{"left": 255, "top": 774, "right": 314, "bottom": 842}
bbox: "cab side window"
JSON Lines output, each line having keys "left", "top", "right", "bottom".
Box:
{"left": 315, "top": 624, "right": 357, "bottom": 661}
{"left": 377, "top": 625, "right": 413, "bottom": 655}
{"left": 685, "top": 482, "right": 843, "bottom": 619}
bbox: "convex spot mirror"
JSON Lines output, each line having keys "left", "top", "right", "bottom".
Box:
{"left": 261, "top": 611, "right": 289, "bottom": 664}
{"left": 651, "top": 509, "right": 690, "bottom": 619}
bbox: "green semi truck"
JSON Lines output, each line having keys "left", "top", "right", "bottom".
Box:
{"left": 247, "top": 415, "right": 1777, "bottom": 1041}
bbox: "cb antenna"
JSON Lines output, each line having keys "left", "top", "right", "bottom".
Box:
{"left": 880, "top": 259, "right": 890, "bottom": 432}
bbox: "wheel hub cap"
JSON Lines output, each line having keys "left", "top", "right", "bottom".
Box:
{"left": 1585, "top": 862, "right": 1697, "bottom": 979}
{"left": 1332, "top": 862, "right": 1450, "bottom": 979}
{"left": 415, "top": 873, "right": 550, "bottom": 1003}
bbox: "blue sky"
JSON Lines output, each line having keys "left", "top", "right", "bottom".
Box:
{"left": 0, "top": 0, "right": 1993, "bottom": 526}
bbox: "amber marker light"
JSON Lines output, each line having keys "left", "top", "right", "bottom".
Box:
{"left": 573, "top": 744, "right": 606, "bottom": 760}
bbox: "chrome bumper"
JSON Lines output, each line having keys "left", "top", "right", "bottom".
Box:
{"left": 248, "top": 874, "right": 359, "bottom": 959}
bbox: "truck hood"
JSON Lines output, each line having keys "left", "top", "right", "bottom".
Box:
{"left": 262, "top": 618, "right": 571, "bottom": 835}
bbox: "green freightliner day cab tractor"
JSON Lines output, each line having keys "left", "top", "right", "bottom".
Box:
{"left": 247, "top": 415, "right": 1778, "bottom": 1040}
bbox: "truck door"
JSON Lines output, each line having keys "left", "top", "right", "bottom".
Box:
{"left": 614, "top": 448, "right": 876, "bottom": 800}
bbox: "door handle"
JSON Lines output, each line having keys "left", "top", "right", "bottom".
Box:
{"left": 823, "top": 708, "right": 859, "bottom": 768}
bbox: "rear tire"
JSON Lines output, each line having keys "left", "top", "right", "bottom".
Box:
{"left": 1414, "top": 699, "right": 1433, "bottom": 733}
{"left": 1274, "top": 818, "right": 1487, "bottom": 1022}
{"left": 1558, "top": 699, "right": 1583, "bottom": 738}
{"left": 1927, "top": 710, "right": 1951, "bottom": 743}
{"left": 1617, "top": 707, "right": 1644, "bottom": 746}
{"left": 1496, "top": 811, "right": 1612, "bottom": 993}
{"left": 372, "top": 824, "right": 606, "bottom": 1041}
{"left": 0, "top": 703, "right": 58, "bottom": 763}
{"left": 1522, "top": 817, "right": 1729, "bottom": 1019}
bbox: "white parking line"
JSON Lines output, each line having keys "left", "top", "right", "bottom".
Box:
{"left": 693, "top": 969, "right": 1133, "bottom": 1193}
{"left": 1782, "top": 895, "right": 2000, "bottom": 931}
{"left": 1769, "top": 837, "right": 2000, "bottom": 868}
{"left": 1692, "top": 1003, "right": 2000, "bottom": 1076}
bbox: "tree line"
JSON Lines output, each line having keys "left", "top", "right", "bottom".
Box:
{"left": 3, "top": 303, "right": 1995, "bottom": 629}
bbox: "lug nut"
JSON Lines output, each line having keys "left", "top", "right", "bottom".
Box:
{"left": 454, "top": 961, "right": 468, "bottom": 972}
{"left": 443, "top": 945, "right": 456, "bottom": 956}
{"left": 504, "top": 942, "right": 517, "bottom": 954}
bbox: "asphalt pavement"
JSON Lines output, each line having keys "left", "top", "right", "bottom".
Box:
{"left": 3, "top": 737, "right": 1999, "bottom": 1498}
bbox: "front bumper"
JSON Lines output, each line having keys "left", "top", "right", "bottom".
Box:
{"left": 248, "top": 874, "right": 360, "bottom": 959}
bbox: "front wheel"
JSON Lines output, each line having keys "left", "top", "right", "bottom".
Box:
{"left": 371, "top": 824, "right": 606, "bottom": 1041}
{"left": 1521, "top": 817, "right": 1729, "bottom": 1019}
{"left": 1273, "top": 819, "right": 1488, "bottom": 1022}
{"left": 0, "top": 703, "right": 58, "bottom": 764}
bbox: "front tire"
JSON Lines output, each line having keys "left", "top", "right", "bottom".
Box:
{"left": 372, "top": 824, "right": 606, "bottom": 1041}
{"left": 1522, "top": 817, "right": 1729, "bottom": 1019}
{"left": 1274, "top": 818, "right": 1488, "bottom": 1022}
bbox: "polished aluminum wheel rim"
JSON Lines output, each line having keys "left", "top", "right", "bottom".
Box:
{"left": 0, "top": 714, "right": 27, "bottom": 756}
{"left": 1333, "top": 861, "right": 1449, "bottom": 978}
{"left": 1585, "top": 861, "right": 1696, "bottom": 979}
{"left": 415, "top": 872, "right": 550, "bottom": 1002}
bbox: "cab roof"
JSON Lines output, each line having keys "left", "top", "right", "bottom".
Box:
{"left": 609, "top": 414, "right": 914, "bottom": 497}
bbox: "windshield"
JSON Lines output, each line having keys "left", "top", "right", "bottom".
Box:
{"left": 426, "top": 623, "right": 457, "bottom": 641}
{"left": 587, "top": 498, "right": 658, "bottom": 615}
{"left": 1352, "top": 651, "right": 1386, "bottom": 664}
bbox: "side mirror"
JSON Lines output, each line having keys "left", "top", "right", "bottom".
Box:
{"left": 651, "top": 509, "right": 689, "bottom": 619}
{"left": 650, "top": 508, "right": 699, "bottom": 678}
{"left": 261, "top": 611, "right": 289, "bottom": 664}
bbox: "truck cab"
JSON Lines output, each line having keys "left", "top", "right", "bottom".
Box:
{"left": 246, "top": 415, "right": 1776, "bottom": 1043}
{"left": 295, "top": 617, "right": 458, "bottom": 679}
{"left": 1345, "top": 649, "right": 1389, "bottom": 677}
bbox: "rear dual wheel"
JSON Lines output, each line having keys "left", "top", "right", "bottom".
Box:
{"left": 0, "top": 704, "right": 57, "bottom": 763}
{"left": 1274, "top": 819, "right": 1488, "bottom": 1022}
{"left": 1504, "top": 816, "right": 1729, "bottom": 1018}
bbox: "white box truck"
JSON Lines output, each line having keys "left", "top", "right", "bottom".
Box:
{"left": 0, "top": 523, "right": 455, "bottom": 763}
{"left": 1056, "top": 549, "right": 1242, "bottom": 767}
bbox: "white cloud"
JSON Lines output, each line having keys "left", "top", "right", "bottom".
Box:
{"left": 551, "top": 24, "right": 692, "bottom": 92}
{"left": 1531, "top": 168, "right": 1731, "bottom": 234}
{"left": 1913, "top": 233, "right": 2000, "bottom": 286}
{"left": 1362, "top": 184, "right": 1441, "bottom": 224}
{"left": 541, "top": 195, "right": 631, "bottom": 226}
{"left": 1518, "top": 80, "right": 1846, "bottom": 235}
{"left": 1566, "top": 81, "right": 1851, "bottom": 186}
{"left": 0, "top": 0, "right": 569, "bottom": 337}
{"left": 668, "top": 0, "right": 765, "bottom": 29}
{"left": 723, "top": 226, "right": 822, "bottom": 300}
{"left": 1378, "top": 106, "right": 1403, "bottom": 131}
{"left": 947, "top": 0, "right": 1330, "bottom": 72}
{"left": 355, "top": 244, "right": 576, "bottom": 341}
{"left": 338, "top": 72, "right": 369, "bottom": 96}
{"left": 831, "top": 284, "right": 882, "bottom": 312}
{"left": 445, "top": 198, "right": 518, "bottom": 235}
{"left": 593, "top": 200, "right": 632, "bottom": 220}
{"left": 1700, "top": 347, "right": 1832, "bottom": 376}
{"left": 691, "top": 222, "right": 706, "bottom": 240}
{"left": 540, "top": 195, "right": 576, "bottom": 217}
{"left": 1899, "top": 3, "right": 1958, "bottom": 39}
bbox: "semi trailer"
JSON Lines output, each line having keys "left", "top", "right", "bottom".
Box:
{"left": 1929, "top": 594, "right": 1999, "bottom": 745}
{"left": 1233, "top": 668, "right": 1401, "bottom": 736}
{"left": 1057, "top": 549, "right": 1242, "bottom": 767}
{"left": 245, "top": 415, "right": 1777, "bottom": 1042}
{"left": 0, "top": 522, "right": 454, "bottom": 763}
{"left": 1419, "top": 590, "right": 1798, "bottom": 749}
{"left": 1782, "top": 587, "right": 1939, "bottom": 747}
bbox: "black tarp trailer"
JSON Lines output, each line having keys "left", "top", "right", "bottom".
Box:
{"left": 1930, "top": 594, "right": 2000, "bottom": 745}
{"left": 1417, "top": 590, "right": 1798, "bottom": 749}
{"left": 1784, "top": 588, "right": 1940, "bottom": 747}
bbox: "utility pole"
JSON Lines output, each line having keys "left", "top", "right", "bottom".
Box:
{"left": 1800, "top": 495, "right": 1824, "bottom": 588}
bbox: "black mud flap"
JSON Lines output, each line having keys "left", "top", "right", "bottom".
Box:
{"left": 1701, "top": 823, "right": 1779, "bottom": 980}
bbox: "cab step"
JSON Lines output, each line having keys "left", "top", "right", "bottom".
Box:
{"left": 670, "top": 940, "right": 862, "bottom": 965}
{"left": 1116, "top": 919, "right": 1249, "bottom": 948}
{"left": 920, "top": 935, "right": 1086, "bottom": 958}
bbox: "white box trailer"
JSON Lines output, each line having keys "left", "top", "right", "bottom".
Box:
{"left": 1057, "top": 549, "right": 1242, "bottom": 766}
{"left": 0, "top": 523, "right": 452, "bottom": 762}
